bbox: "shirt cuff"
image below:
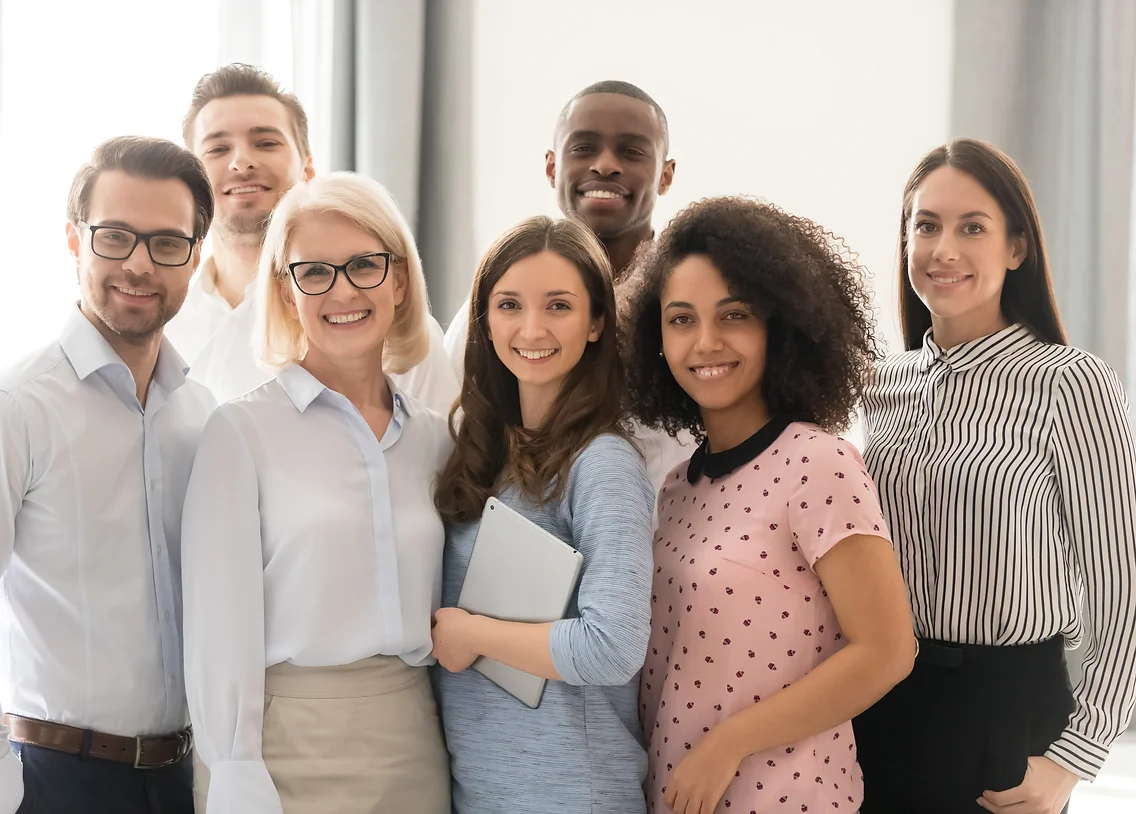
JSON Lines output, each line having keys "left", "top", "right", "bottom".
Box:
{"left": 205, "top": 759, "right": 284, "bottom": 814}
{"left": 549, "top": 618, "right": 585, "bottom": 686}
{"left": 0, "top": 745, "right": 24, "bottom": 814}
{"left": 1045, "top": 727, "right": 1111, "bottom": 781}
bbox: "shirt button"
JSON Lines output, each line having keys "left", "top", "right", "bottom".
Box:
{"left": 149, "top": 480, "right": 158, "bottom": 490}
{"left": 164, "top": 611, "right": 171, "bottom": 621}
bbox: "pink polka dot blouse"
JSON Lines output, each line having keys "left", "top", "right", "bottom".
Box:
{"left": 640, "top": 421, "right": 890, "bottom": 813}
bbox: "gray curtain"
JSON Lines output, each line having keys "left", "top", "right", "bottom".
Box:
{"left": 953, "top": 0, "right": 1136, "bottom": 702}
{"left": 322, "top": 0, "right": 474, "bottom": 321}
{"left": 951, "top": 0, "right": 1136, "bottom": 393}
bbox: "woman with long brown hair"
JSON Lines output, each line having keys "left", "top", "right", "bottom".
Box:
{"left": 856, "top": 138, "right": 1136, "bottom": 813}
{"left": 430, "top": 216, "right": 655, "bottom": 813}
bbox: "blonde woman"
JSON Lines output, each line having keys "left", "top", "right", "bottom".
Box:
{"left": 182, "top": 172, "right": 451, "bottom": 814}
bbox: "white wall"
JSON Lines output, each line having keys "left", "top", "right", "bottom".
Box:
{"left": 466, "top": 0, "right": 956, "bottom": 354}
{"left": 0, "top": 1, "right": 228, "bottom": 366}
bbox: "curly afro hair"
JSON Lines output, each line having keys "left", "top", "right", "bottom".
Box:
{"left": 619, "top": 196, "right": 880, "bottom": 439}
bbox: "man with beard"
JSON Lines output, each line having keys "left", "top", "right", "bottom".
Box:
{"left": 167, "top": 63, "right": 459, "bottom": 410}
{"left": 443, "top": 80, "right": 689, "bottom": 494}
{"left": 0, "top": 136, "right": 215, "bottom": 814}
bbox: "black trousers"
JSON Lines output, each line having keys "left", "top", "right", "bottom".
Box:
{"left": 855, "top": 636, "right": 1075, "bottom": 814}
{"left": 12, "top": 742, "right": 193, "bottom": 814}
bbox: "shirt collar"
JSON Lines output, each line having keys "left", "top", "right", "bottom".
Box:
{"left": 275, "top": 363, "right": 411, "bottom": 420}
{"left": 59, "top": 304, "right": 189, "bottom": 388}
{"left": 687, "top": 416, "right": 792, "bottom": 484}
{"left": 198, "top": 255, "right": 259, "bottom": 305}
{"left": 919, "top": 323, "right": 1037, "bottom": 373}
{"left": 198, "top": 255, "right": 221, "bottom": 296}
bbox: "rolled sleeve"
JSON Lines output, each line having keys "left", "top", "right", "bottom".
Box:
{"left": 548, "top": 435, "right": 655, "bottom": 686}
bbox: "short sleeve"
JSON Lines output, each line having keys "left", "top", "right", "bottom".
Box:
{"left": 785, "top": 430, "right": 890, "bottom": 566}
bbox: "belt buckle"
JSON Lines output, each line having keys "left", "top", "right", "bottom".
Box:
{"left": 134, "top": 731, "right": 189, "bottom": 770}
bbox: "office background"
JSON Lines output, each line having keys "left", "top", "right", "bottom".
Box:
{"left": 0, "top": 1, "right": 1133, "bottom": 806}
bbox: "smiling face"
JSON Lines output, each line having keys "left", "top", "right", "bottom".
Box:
{"left": 906, "top": 166, "right": 1027, "bottom": 346}
{"left": 192, "top": 94, "right": 314, "bottom": 241}
{"left": 486, "top": 250, "right": 602, "bottom": 421}
{"left": 285, "top": 212, "right": 406, "bottom": 369}
{"left": 661, "top": 254, "right": 769, "bottom": 433}
{"left": 66, "top": 169, "right": 200, "bottom": 346}
{"left": 546, "top": 93, "right": 674, "bottom": 241}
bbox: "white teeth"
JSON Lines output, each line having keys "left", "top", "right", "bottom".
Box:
{"left": 516, "top": 348, "right": 557, "bottom": 360}
{"left": 117, "top": 287, "right": 154, "bottom": 297}
{"left": 582, "top": 190, "right": 623, "bottom": 199}
{"left": 325, "top": 311, "right": 369, "bottom": 324}
{"left": 931, "top": 275, "right": 969, "bottom": 284}
{"left": 228, "top": 185, "right": 264, "bottom": 195}
{"left": 692, "top": 364, "right": 734, "bottom": 378}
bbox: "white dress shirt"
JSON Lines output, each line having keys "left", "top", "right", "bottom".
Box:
{"left": 181, "top": 364, "right": 452, "bottom": 814}
{"left": 863, "top": 324, "right": 1136, "bottom": 779}
{"left": 441, "top": 295, "right": 472, "bottom": 381}
{"left": 444, "top": 297, "right": 694, "bottom": 496}
{"left": 0, "top": 307, "right": 215, "bottom": 808}
{"left": 165, "top": 257, "right": 461, "bottom": 413}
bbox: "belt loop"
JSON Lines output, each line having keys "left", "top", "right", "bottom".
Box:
{"left": 78, "top": 728, "right": 93, "bottom": 761}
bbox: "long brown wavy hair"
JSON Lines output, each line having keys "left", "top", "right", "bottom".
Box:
{"left": 898, "top": 138, "right": 1067, "bottom": 350}
{"left": 435, "top": 216, "right": 630, "bottom": 524}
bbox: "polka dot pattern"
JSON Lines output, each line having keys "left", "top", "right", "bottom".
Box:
{"left": 641, "top": 424, "right": 888, "bottom": 812}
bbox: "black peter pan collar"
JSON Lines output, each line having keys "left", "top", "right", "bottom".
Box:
{"left": 686, "top": 416, "right": 793, "bottom": 484}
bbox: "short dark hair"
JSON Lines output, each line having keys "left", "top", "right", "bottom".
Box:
{"left": 554, "top": 80, "right": 670, "bottom": 156}
{"left": 621, "top": 197, "right": 880, "bottom": 438}
{"left": 898, "top": 138, "right": 1066, "bottom": 349}
{"left": 182, "top": 63, "right": 311, "bottom": 159}
{"left": 67, "top": 136, "right": 214, "bottom": 238}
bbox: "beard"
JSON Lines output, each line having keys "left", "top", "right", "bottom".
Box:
{"left": 215, "top": 208, "right": 272, "bottom": 241}
{"left": 85, "top": 280, "right": 182, "bottom": 346}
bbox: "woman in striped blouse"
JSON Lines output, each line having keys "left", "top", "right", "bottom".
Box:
{"left": 856, "top": 138, "right": 1136, "bottom": 814}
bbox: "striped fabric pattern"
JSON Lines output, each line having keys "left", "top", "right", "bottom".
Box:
{"left": 862, "top": 323, "right": 1136, "bottom": 779}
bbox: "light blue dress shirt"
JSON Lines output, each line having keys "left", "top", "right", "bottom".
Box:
{"left": 0, "top": 306, "right": 215, "bottom": 811}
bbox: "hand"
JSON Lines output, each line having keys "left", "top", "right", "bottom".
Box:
{"left": 431, "top": 607, "right": 481, "bottom": 673}
{"left": 978, "top": 756, "right": 1081, "bottom": 813}
{"left": 664, "top": 729, "right": 743, "bottom": 814}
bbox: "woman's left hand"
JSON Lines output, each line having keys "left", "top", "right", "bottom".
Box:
{"left": 431, "top": 607, "right": 481, "bottom": 672}
{"left": 664, "top": 729, "right": 743, "bottom": 814}
{"left": 978, "top": 756, "right": 1081, "bottom": 813}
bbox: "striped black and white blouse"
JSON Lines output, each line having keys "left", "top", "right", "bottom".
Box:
{"left": 862, "top": 323, "right": 1136, "bottom": 780}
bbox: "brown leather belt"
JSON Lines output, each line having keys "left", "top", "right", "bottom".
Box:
{"left": 3, "top": 714, "right": 191, "bottom": 769}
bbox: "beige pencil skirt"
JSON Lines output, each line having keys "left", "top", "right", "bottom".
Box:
{"left": 193, "top": 656, "right": 450, "bottom": 814}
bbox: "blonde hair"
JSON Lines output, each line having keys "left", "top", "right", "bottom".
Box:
{"left": 255, "top": 172, "right": 431, "bottom": 373}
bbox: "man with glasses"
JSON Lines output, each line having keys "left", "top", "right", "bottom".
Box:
{"left": 0, "top": 136, "right": 214, "bottom": 814}
{"left": 167, "top": 63, "right": 459, "bottom": 411}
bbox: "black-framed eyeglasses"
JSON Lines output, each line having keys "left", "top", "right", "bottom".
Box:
{"left": 287, "top": 252, "right": 392, "bottom": 296}
{"left": 77, "top": 221, "right": 198, "bottom": 267}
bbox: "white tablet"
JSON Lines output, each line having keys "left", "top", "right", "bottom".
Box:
{"left": 456, "top": 496, "right": 585, "bottom": 708}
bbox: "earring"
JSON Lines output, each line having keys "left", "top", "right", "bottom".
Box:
{"left": 658, "top": 351, "right": 664, "bottom": 358}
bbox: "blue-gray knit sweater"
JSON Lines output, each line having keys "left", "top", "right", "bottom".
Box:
{"left": 436, "top": 433, "right": 655, "bottom": 814}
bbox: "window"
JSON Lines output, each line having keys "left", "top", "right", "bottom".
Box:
{"left": 0, "top": 0, "right": 293, "bottom": 367}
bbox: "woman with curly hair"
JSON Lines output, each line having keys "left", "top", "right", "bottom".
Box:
{"left": 622, "top": 197, "right": 916, "bottom": 814}
{"left": 856, "top": 139, "right": 1136, "bottom": 814}
{"left": 431, "top": 216, "right": 655, "bottom": 814}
